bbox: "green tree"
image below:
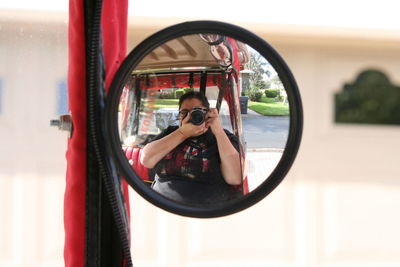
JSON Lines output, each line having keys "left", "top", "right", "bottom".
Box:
{"left": 246, "top": 51, "right": 271, "bottom": 90}
{"left": 270, "top": 75, "right": 283, "bottom": 89}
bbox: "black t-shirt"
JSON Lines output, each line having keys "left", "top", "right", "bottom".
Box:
{"left": 150, "top": 126, "right": 242, "bottom": 205}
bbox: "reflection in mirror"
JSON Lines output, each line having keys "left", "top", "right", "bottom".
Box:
{"left": 118, "top": 34, "right": 289, "bottom": 206}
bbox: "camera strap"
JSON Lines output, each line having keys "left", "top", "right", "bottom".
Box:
{"left": 188, "top": 72, "right": 194, "bottom": 88}
{"left": 216, "top": 72, "right": 230, "bottom": 111}
{"left": 200, "top": 71, "right": 207, "bottom": 94}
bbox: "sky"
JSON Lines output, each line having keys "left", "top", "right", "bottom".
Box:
{"left": 1, "top": 0, "right": 400, "bottom": 30}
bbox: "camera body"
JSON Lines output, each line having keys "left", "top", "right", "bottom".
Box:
{"left": 189, "top": 107, "right": 208, "bottom": 125}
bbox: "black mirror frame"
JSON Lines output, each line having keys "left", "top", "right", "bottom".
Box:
{"left": 104, "top": 20, "right": 303, "bottom": 218}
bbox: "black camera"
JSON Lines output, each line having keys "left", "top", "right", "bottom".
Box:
{"left": 189, "top": 107, "right": 208, "bottom": 125}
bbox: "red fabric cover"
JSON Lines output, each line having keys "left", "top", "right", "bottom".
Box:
{"left": 64, "top": 1, "right": 87, "bottom": 266}
{"left": 242, "top": 176, "right": 249, "bottom": 194}
{"left": 101, "top": 0, "right": 128, "bottom": 92}
{"left": 64, "top": 0, "right": 128, "bottom": 266}
{"left": 101, "top": 0, "right": 130, "bottom": 219}
{"left": 133, "top": 73, "right": 223, "bottom": 90}
{"left": 123, "top": 147, "right": 151, "bottom": 181}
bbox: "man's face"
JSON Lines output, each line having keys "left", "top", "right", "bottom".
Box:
{"left": 178, "top": 98, "right": 207, "bottom": 120}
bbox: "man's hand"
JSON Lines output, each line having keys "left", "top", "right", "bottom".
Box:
{"left": 179, "top": 112, "right": 208, "bottom": 138}
{"left": 205, "top": 108, "right": 224, "bottom": 135}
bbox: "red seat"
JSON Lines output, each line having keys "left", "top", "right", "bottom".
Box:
{"left": 123, "top": 146, "right": 153, "bottom": 184}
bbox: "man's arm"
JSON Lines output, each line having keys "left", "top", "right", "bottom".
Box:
{"left": 206, "top": 109, "right": 242, "bottom": 185}
{"left": 140, "top": 129, "right": 186, "bottom": 168}
{"left": 140, "top": 115, "right": 208, "bottom": 168}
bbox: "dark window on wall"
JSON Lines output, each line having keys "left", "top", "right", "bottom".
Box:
{"left": 335, "top": 69, "right": 400, "bottom": 125}
{"left": 57, "top": 80, "right": 68, "bottom": 115}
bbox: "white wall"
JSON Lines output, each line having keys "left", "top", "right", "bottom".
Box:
{"left": 128, "top": 18, "right": 400, "bottom": 267}
{"left": 0, "top": 10, "right": 68, "bottom": 267}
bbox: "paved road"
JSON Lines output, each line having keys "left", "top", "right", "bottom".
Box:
{"left": 241, "top": 110, "right": 289, "bottom": 149}
{"left": 220, "top": 110, "right": 290, "bottom": 191}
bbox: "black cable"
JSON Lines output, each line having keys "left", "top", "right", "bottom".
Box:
{"left": 84, "top": 0, "right": 133, "bottom": 266}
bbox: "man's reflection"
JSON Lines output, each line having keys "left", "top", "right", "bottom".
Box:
{"left": 140, "top": 91, "right": 242, "bottom": 205}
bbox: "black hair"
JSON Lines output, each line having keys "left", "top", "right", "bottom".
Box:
{"left": 178, "top": 91, "right": 210, "bottom": 109}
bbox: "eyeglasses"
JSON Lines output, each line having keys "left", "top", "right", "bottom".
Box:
{"left": 178, "top": 109, "right": 189, "bottom": 118}
{"left": 178, "top": 108, "right": 209, "bottom": 118}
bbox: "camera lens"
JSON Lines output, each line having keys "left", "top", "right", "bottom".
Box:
{"left": 190, "top": 110, "right": 205, "bottom": 125}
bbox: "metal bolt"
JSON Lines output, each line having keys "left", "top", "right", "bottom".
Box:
{"left": 50, "top": 114, "right": 73, "bottom": 138}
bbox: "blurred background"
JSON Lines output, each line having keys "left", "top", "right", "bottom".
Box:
{"left": 0, "top": 1, "right": 400, "bottom": 266}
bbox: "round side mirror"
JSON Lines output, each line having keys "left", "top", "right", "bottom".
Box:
{"left": 105, "top": 21, "right": 303, "bottom": 218}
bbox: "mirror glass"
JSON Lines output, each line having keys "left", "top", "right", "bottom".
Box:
{"left": 117, "top": 34, "right": 289, "bottom": 207}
